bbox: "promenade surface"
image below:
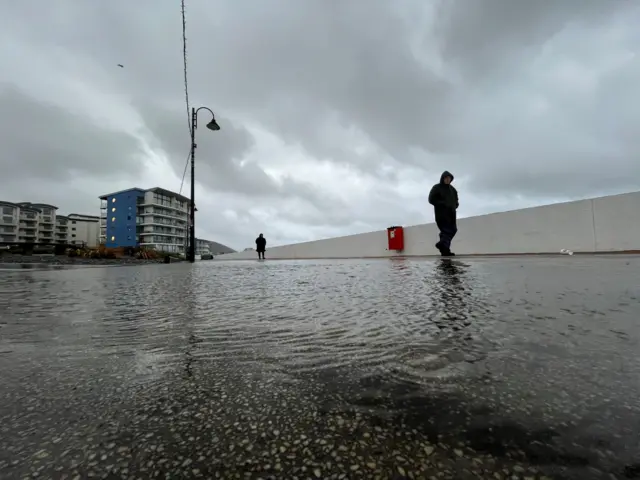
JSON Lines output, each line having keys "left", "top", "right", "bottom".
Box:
{"left": 0, "top": 256, "right": 638, "bottom": 479}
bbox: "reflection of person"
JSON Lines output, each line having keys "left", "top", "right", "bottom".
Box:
{"left": 428, "top": 171, "right": 459, "bottom": 257}
{"left": 255, "top": 233, "right": 266, "bottom": 260}
{"left": 434, "top": 259, "right": 469, "bottom": 324}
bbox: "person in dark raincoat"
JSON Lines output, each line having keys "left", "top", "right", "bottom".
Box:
{"left": 428, "top": 171, "right": 459, "bottom": 256}
{"left": 255, "top": 233, "right": 266, "bottom": 259}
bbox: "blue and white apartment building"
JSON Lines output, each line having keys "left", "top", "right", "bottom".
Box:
{"left": 99, "top": 187, "right": 192, "bottom": 254}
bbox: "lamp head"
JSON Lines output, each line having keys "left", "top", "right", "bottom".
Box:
{"left": 206, "top": 117, "right": 220, "bottom": 131}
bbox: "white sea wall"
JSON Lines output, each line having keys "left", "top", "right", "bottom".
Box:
{"left": 218, "top": 191, "right": 640, "bottom": 260}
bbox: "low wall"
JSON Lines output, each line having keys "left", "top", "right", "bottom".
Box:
{"left": 219, "top": 191, "right": 640, "bottom": 260}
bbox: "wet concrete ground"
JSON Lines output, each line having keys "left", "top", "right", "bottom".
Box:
{"left": 0, "top": 256, "right": 639, "bottom": 479}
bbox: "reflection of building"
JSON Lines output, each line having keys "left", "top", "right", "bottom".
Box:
{"left": 99, "top": 187, "right": 192, "bottom": 254}
{"left": 0, "top": 200, "right": 98, "bottom": 245}
{"left": 195, "top": 238, "right": 236, "bottom": 255}
{"left": 195, "top": 238, "right": 211, "bottom": 256}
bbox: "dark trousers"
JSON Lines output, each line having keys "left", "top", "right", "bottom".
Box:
{"left": 436, "top": 220, "right": 458, "bottom": 250}
{"left": 257, "top": 250, "right": 265, "bottom": 259}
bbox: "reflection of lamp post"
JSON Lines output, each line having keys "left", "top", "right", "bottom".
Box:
{"left": 188, "top": 107, "right": 220, "bottom": 263}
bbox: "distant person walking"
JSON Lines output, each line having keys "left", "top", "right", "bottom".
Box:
{"left": 428, "top": 170, "right": 459, "bottom": 257}
{"left": 255, "top": 233, "right": 266, "bottom": 260}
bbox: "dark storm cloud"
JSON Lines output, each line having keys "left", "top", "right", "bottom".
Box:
{"left": 0, "top": 86, "right": 145, "bottom": 182}
{"left": 135, "top": 100, "right": 345, "bottom": 208}
{"left": 435, "top": 0, "right": 620, "bottom": 81}
{"left": 4, "top": 0, "right": 458, "bottom": 168}
{"left": 133, "top": 100, "right": 265, "bottom": 194}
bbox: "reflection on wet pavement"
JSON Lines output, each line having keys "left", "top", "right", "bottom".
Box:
{"left": 0, "top": 257, "right": 639, "bottom": 479}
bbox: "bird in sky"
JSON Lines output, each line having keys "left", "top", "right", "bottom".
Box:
{"left": 117, "top": 64, "right": 124, "bottom": 68}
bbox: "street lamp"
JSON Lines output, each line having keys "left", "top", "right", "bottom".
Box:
{"left": 188, "top": 106, "right": 220, "bottom": 263}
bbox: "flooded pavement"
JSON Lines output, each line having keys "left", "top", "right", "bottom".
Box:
{"left": 0, "top": 256, "right": 639, "bottom": 480}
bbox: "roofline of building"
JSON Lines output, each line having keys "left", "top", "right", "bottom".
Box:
{"left": 98, "top": 187, "right": 192, "bottom": 204}
{"left": 0, "top": 200, "right": 20, "bottom": 208}
{"left": 146, "top": 187, "right": 192, "bottom": 204}
{"left": 18, "top": 205, "right": 41, "bottom": 213}
{"left": 98, "top": 187, "right": 147, "bottom": 200}
{"left": 67, "top": 213, "right": 100, "bottom": 221}
{"left": 21, "top": 202, "right": 59, "bottom": 210}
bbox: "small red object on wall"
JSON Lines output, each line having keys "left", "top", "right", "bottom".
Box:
{"left": 387, "top": 226, "right": 404, "bottom": 251}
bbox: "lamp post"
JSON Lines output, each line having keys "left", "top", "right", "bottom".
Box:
{"left": 188, "top": 106, "right": 220, "bottom": 263}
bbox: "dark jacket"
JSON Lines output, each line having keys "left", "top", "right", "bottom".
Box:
{"left": 255, "top": 236, "right": 266, "bottom": 251}
{"left": 428, "top": 171, "right": 459, "bottom": 224}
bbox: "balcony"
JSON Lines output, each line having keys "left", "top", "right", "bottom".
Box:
{"left": 138, "top": 201, "right": 188, "bottom": 214}
{"left": 138, "top": 211, "right": 187, "bottom": 222}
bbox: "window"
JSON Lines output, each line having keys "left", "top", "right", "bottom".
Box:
{"left": 1, "top": 207, "right": 13, "bottom": 215}
{"left": 111, "top": 207, "right": 116, "bottom": 212}
{"left": 127, "top": 215, "right": 131, "bottom": 221}
{"left": 71, "top": 234, "right": 76, "bottom": 238}
{"left": 111, "top": 217, "right": 116, "bottom": 222}
{"left": 110, "top": 236, "right": 115, "bottom": 241}
{"left": 71, "top": 221, "right": 76, "bottom": 224}
{"left": 72, "top": 227, "right": 76, "bottom": 231}
{"left": 127, "top": 236, "right": 132, "bottom": 240}
{"left": 112, "top": 198, "right": 116, "bottom": 203}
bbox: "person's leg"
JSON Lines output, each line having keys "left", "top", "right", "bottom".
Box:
{"left": 435, "top": 220, "right": 445, "bottom": 252}
{"left": 447, "top": 222, "right": 458, "bottom": 254}
{"left": 437, "top": 221, "right": 456, "bottom": 256}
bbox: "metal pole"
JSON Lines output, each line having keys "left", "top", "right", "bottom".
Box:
{"left": 188, "top": 107, "right": 196, "bottom": 263}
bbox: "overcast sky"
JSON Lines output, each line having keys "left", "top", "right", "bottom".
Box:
{"left": 1, "top": 1, "right": 639, "bottom": 250}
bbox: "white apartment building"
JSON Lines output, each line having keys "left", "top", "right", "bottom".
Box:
{"left": 0, "top": 200, "right": 99, "bottom": 246}
{"left": 0, "top": 201, "right": 20, "bottom": 243}
{"left": 23, "top": 203, "right": 58, "bottom": 244}
{"left": 99, "top": 187, "right": 192, "bottom": 253}
{"left": 56, "top": 214, "right": 100, "bottom": 247}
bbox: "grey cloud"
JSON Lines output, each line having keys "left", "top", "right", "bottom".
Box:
{"left": 0, "top": 85, "right": 145, "bottom": 183}
{"left": 435, "top": 0, "right": 620, "bottom": 81}
{"left": 7, "top": 0, "right": 458, "bottom": 167}
{"left": 133, "top": 100, "right": 266, "bottom": 194}
{"left": 135, "top": 100, "right": 344, "bottom": 210}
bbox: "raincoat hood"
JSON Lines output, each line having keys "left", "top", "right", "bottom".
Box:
{"left": 440, "top": 171, "right": 454, "bottom": 184}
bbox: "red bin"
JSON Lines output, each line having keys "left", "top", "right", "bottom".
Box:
{"left": 387, "top": 226, "right": 404, "bottom": 251}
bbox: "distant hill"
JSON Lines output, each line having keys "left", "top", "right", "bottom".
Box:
{"left": 198, "top": 239, "right": 235, "bottom": 254}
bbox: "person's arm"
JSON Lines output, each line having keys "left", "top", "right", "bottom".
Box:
{"left": 454, "top": 188, "right": 459, "bottom": 209}
{"left": 428, "top": 185, "right": 440, "bottom": 206}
